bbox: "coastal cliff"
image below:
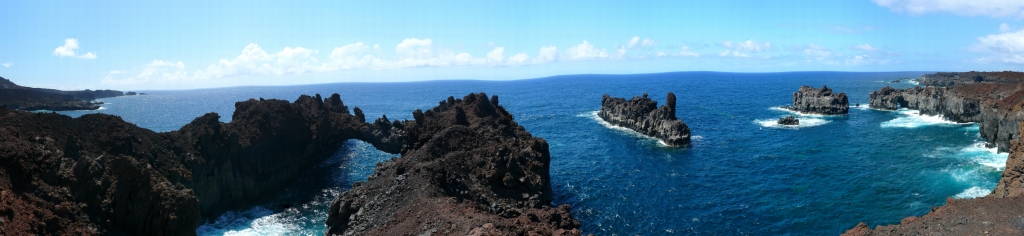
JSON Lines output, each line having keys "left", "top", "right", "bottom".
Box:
{"left": 868, "top": 73, "right": 1024, "bottom": 152}
{"left": 0, "top": 93, "right": 404, "bottom": 235}
{"left": 843, "top": 119, "right": 1024, "bottom": 235}
{"left": 325, "top": 93, "right": 580, "bottom": 236}
{"left": 788, "top": 85, "right": 849, "bottom": 115}
{"left": 0, "top": 76, "right": 123, "bottom": 111}
{"left": 598, "top": 92, "right": 691, "bottom": 146}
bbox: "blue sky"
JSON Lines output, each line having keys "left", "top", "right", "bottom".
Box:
{"left": 2, "top": 0, "right": 1024, "bottom": 90}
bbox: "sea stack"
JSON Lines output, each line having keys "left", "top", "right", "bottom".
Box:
{"left": 598, "top": 92, "right": 691, "bottom": 146}
{"left": 777, "top": 115, "right": 799, "bottom": 126}
{"left": 788, "top": 85, "right": 849, "bottom": 115}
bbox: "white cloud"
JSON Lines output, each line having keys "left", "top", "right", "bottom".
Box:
{"left": 192, "top": 43, "right": 323, "bottom": 79}
{"left": 625, "top": 36, "right": 657, "bottom": 48}
{"left": 718, "top": 50, "right": 751, "bottom": 58}
{"left": 53, "top": 38, "right": 97, "bottom": 59}
{"left": 641, "top": 38, "right": 656, "bottom": 47}
{"left": 627, "top": 37, "right": 641, "bottom": 48}
{"left": 676, "top": 46, "right": 700, "bottom": 57}
{"left": 873, "top": 0, "right": 1024, "bottom": 17}
{"left": 804, "top": 44, "right": 839, "bottom": 58}
{"left": 102, "top": 60, "right": 189, "bottom": 85}
{"left": 535, "top": 46, "right": 560, "bottom": 63}
{"left": 1, "top": 62, "right": 11, "bottom": 68}
{"left": 722, "top": 40, "right": 771, "bottom": 52}
{"left": 1001, "top": 23, "right": 1012, "bottom": 32}
{"left": 970, "top": 29, "right": 1024, "bottom": 64}
{"left": 508, "top": 53, "right": 530, "bottom": 65}
{"left": 851, "top": 43, "right": 879, "bottom": 52}
{"left": 565, "top": 41, "right": 610, "bottom": 60}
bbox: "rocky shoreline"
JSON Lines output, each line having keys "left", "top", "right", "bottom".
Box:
{"left": 598, "top": 92, "right": 691, "bottom": 146}
{"left": 0, "top": 77, "right": 123, "bottom": 111}
{"left": 868, "top": 72, "right": 1024, "bottom": 152}
{"left": 0, "top": 92, "right": 575, "bottom": 235}
{"left": 787, "top": 85, "right": 849, "bottom": 115}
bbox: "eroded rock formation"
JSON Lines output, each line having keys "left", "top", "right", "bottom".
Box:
{"left": 325, "top": 93, "right": 580, "bottom": 236}
{"left": 0, "top": 93, "right": 404, "bottom": 235}
{"left": 598, "top": 92, "right": 691, "bottom": 146}
{"left": 788, "top": 85, "right": 849, "bottom": 115}
{"left": 777, "top": 115, "right": 799, "bottom": 126}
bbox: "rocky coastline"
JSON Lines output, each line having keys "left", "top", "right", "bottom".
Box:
{"left": 868, "top": 72, "right": 1024, "bottom": 152}
{"left": 325, "top": 93, "right": 580, "bottom": 236}
{"left": 0, "top": 77, "right": 123, "bottom": 111}
{"left": 843, "top": 119, "right": 1024, "bottom": 235}
{"left": 0, "top": 92, "right": 578, "bottom": 235}
{"left": 598, "top": 92, "right": 691, "bottom": 146}
{"left": 787, "top": 85, "right": 849, "bottom": 115}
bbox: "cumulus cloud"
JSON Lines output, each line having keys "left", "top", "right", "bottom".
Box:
{"left": 851, "top": 43, "right": 879, "bottom": 52}
{"left": 565, "top": 41, "right": 610, "bottom": 60}
{"left": 722, "top": 40, "right": 771, "bottom": 52}
{"left": 53, "top": 38, "right": 97, "bottom": 59}
{"left": 872, "top": 0, "right": 1024, "bottom": 17}
{"left": 102, "top": 60, "right": 189, "bottom": 85}
{"left": 1, "top": 62, "right": 11, "bottom": 68}
{"left": 971, "top": 29, "right": 1024, "bottom": 64}
{"left": 535, "top": 46, "right": 560, "bottom": 63}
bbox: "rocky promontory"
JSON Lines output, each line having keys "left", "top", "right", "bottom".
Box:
{"left": 787, "top": 85, "right": 849, "bottom": 115}
{"left": 325, "top": 93, "right": 580, "bottom": 236}
{"left": 598, "top": 92, "right": 691, "bottom": 146}
{"left": 868, "top": 72, "right": 1024, "bottom": 152}
{"left": 843, "top": 119, "right": 1024, "bottom": 235}
{"left": 0, "top": 76, "right": 123, "bottom": 111}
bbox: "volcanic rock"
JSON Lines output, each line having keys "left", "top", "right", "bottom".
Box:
{"left": 788, "top": 85, "right": 849, "bottom": 115}
{"left": 777, "top": 115, "right": 799, "bottom": 126}
{"left": 325, "top": 93, "right": 581, "bottom": 236}
{"left": 597, "top": 92, "right": 691, "bottom": 146}
{"left": 0, "top": 76, "right": 123, "bottom": 111}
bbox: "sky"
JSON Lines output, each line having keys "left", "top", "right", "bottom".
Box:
{"left": 2, "top": 0, "right": 1024, "bottom": 90}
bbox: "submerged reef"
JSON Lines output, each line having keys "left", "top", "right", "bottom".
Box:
{"left": 787, "top": 85, "right": 849, "bottom": 115}
{"left": 598, "top": 92, "right": 691, "bottom": 146}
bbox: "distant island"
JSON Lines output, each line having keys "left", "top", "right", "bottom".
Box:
{"left": 0, "top": 76, "right": 124, "bottom": 111}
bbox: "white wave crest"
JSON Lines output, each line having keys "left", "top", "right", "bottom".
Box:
{"left": 960, "top": 142, "right": 1008, "bottom": 170}
{"left": 195, "top": 207, "right": 295, "bottom": 236}
{"left": 880, "top": 109, "right": 967, "bottom": 128}
{"left": 755, "top": 117, "right": 829, "bottom": 129}
{"left": 953, "top": 186, "right": 990, "bottom": 199}
{"left": 580, "top": 111, "right": 687, "bottom": 147}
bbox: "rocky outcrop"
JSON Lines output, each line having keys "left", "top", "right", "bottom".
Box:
{"left": 788, "top": 85, "right": 849, "bottom": 115}
{"left": 777, "top": 115, "right": 799, "bottom": 126}
{"left": 0, "top": 77, "right": 122, "bottom": 111}
{"left": 842, "top": 120, "right": 1024, "bottom": 235}
{"left": 325, "top": 93, "right": 580, "bottom": 236}
{"left": 0, "top": 93, "right": 404, "bottom": 235}
{"left": 868, "top": 79, "right": 1024, "bottom": 152}
{"left": 598, "top": 92, "right": 691, "bottom": 146}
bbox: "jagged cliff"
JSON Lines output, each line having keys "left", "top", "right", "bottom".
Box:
{"left": 788, "top": 85, "right": 849, "bottom": 115}
{"left": 0, "top": 93, "right": 403, "bottom": 235}
{"left": 843, "top": 119, "right": 1024, "bottom": 235}
{"left": 598, "top": 92, "right": 691, "bottom": 146}
{"left": 868, "top": 79, "right": 1024, "bottom": 152}
{"left": 325, "top": 93, "right": 580, "bottom": 236}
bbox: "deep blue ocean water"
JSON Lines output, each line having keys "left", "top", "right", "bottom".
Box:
{"left": 57, "top": 72, "right": 1008, "bottom": 235}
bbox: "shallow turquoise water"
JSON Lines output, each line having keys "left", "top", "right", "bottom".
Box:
{"left": 59, "top": 72, "right": 1007, "bottom": 235}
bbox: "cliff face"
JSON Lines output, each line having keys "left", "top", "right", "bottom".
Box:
{"left": 868, "top": 81, "right": 1024, "bottom": 152}
{"left": 325, "top": 93, "right": 580, "bottom": 236}
{"left": 842, "top": 120, "right": 1024, "bottom": 235}
{"left": 0, "top": 93, "right": 403, "bottom": 235}
{"left": 598, "top": 92, "right": 691, "bottom": 146}
{"left": 788, "top": 85, "right": 849, "bottom": 115}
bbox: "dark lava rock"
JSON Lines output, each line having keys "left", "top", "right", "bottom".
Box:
{"left": 777, "top": 115, "right": 799, "bottom": 126}
{"left": 0, "top": 77, "right": 122, "bottom": 111}
{"left": 597, "top": 92, "right": 691, "bottom": 146}
{"left": 842, "top": 120, "right": 1024, "bottom": 236}
{"left": 0, "top": 93, "right": 405, "bottom": 235}
{"left": 867, "top": 75, "right": 1024, "bottom": 152}
{"left": 325, "top": 93, "right": 581, "bottom": 236}
{"left": 788, "top": 85, "right": 849, "bottom": 115}
{"left": 126, "top": 91, "right": 137, "bottom": 95}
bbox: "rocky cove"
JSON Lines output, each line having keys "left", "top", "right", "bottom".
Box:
{"left": 0, "top": 92, "right": 577, "bottom": 235}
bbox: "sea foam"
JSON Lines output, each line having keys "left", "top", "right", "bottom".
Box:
{"left": 757, "top": 107, "right": 831, "bottom": 129}
{"left": 580, "top": 111, "right": 685, "bottom": 147}
{"left": 953, "top": 186, "right": 990, "bottom": 199}
{"left": 880, "top": 109, "right": 966, "bottom": 128}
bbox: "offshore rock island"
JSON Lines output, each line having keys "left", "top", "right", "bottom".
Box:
{"left": 325, "top": 93, "right": 580, "bottom": 236}
{"left": 868, "top": 72, "right": 1024, "bottom": 152}
{"left": 598, "top": 92, "right": 691, "bottom": 146}
{"left": 0, "top": 92, "right": 577, "bottom": 235}
{"left": 787, "top": 85, "right": 849, "bottom": 115}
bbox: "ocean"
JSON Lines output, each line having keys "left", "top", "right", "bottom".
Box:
{"left": 57, "top": 71, "right": 1007, "bottom": 235}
